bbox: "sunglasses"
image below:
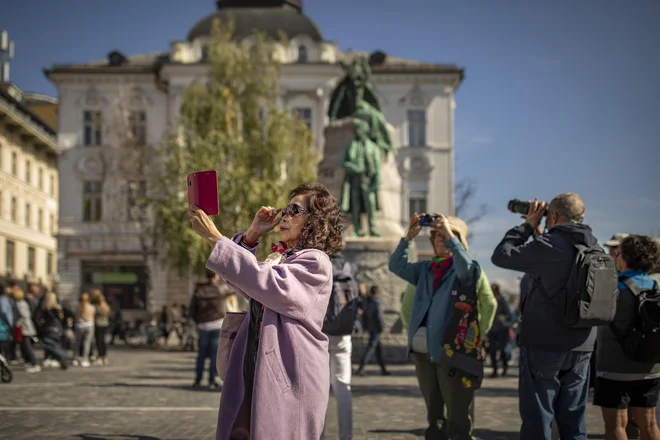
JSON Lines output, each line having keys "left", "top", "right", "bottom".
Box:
{"left": 282, "top": 204, "right": 307, "bottom": 218}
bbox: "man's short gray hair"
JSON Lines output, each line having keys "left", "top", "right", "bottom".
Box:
{"left": 549, "top": 193, "right": 585, "bottom": 224}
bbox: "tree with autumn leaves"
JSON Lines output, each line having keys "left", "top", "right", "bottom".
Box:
{"left": 148, "top": 21, "right": 316, "bottom": 275}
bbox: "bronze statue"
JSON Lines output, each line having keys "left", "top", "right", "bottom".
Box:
{"left": 329, "top": 57, "right": 395, "bottom": 237}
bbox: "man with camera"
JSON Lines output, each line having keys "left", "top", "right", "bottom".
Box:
{"left": 491, "top": 193, "right": 608, "bottom": 440}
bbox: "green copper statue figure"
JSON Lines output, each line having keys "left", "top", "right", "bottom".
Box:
{"left": 329, "top": 57, "right": 395, "bottom": 237}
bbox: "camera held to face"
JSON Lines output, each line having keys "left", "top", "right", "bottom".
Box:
{"left": 507, "top": 199, "right": 548, "bottom": 216}
{"left": 419, "top": 214, "right": 439, "bottom": 227}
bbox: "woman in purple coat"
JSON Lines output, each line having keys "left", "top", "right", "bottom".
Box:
{"left": 189, "top": 183, "right": 343, "bottom": 440}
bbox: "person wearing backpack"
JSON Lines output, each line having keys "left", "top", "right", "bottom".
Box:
{"left": 594, "top": 235, "right": 660, "bottom": 440}
{"left": 321, "top": 252, "right": 359, "bottom": 440}
{"left": 491, "top": 193, "right": 618, "bottom": 440}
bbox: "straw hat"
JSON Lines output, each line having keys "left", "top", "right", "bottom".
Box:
{"left": 431, "top": 215, "right": 469, "bottom": 251}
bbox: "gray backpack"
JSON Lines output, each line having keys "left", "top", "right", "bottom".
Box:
{"left": 540, "top": 241, "right": 618, "bottom": 328}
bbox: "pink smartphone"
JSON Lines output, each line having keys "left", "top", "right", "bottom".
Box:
{"left": 187, "top": 170, "right": 219, "bottom": 216}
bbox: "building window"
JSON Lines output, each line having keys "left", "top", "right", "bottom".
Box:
{"left": 298, "top": 45, "right": 308, "bottom": 63}
{"left": 127, "top": 180, "right": 147, "bottom": 220}
{"left": 50, "top": 213, "right": 56, "bottom": 236}
{"left": 10, "top": 197, "right": 16, "bottom": 222}
{"left": 407, "top": 109, "right": 426, "bottom": 147}
{"left": 83, "top": 180, "right": 103, "bottom": 222}
{"left": 83, "top": 110, "right": 103, "bottom": 146}
{"left": 5, "top": 240, "right": 15, "bottom": 275}
{"left": 38, "top": 208, "right": 44, "bottom": 232}
{"left": 49, "top": 174, "right": 55, "bottom": 197}
{"left": 38, "top": 167, "right": 43, "bottom": 190}
{"left": 409, "top": 192, "right": 428, "bottom": 217}
{"left": 128, "top": 111, "right": 147, "bottom": 144}
{"left": 27, "top": 246, "right": 35, "bottom": 275}
{"left": 47, "top": 252, "right": 54, "bottom": 275}
{"left": 25, "top": 159, "right": 31, "bottom": 184}
{"left": 25, "top": 202, "right": 31, "bottom": 228}
{"left": 11, "top": 151, "right": 17, "bottom": 175}
{"left": 292, "top": 107, "right": 312, "bottom": 130}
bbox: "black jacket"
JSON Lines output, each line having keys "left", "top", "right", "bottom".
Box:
{"left": 363, "top": 296, "right": 384, "bottom": 334}
{"left": 491, "top": 223, "right": 597, "bottom": 352}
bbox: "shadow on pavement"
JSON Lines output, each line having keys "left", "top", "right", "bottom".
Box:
{"left": 80, "top": 382, "right": 221, "bottom": 393}
{"left": 75, "top": 435, "right": 161, "bottom": 440}
{"left": 369, "top": 427, "right": 425, "bottom": 436}
{"left": 473, "top": 429, "right": 520, "bottom": 439}
{"left": 352, "top": 383, "right": 422, "bottom": 398}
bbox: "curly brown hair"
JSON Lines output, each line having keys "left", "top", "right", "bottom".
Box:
{"left": 620, "top": 235, "right": 660, "bottom": 273}
{"left": 289, "top": 183, "right": 343, "bottom": 255}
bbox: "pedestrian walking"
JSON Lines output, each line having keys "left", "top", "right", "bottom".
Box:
{"left": 356, "top": 286, "right": 389, "bottom": 377}
{"left": 189, "top": 269, "right": 234, "bottom": 390}
{"left": 12, "top": 288, "right": 40, "bottom": 373}
{"left": 321, "top": 251, "right": 360, "bottom": 440}
{"left": 90, "top": 290, "right": 111, "bottom": 365}
{"left": 73, "top": 293, "right": 95, "bottom": 367}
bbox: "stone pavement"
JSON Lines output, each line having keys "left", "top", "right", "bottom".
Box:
{"left": 0, "top": 347, "right": 612, "bottom": 440}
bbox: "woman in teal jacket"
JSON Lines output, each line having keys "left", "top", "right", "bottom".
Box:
{"left": 389, "top": 213, "right": 497, "bottom": 440}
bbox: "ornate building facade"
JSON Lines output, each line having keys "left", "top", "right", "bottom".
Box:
{"left": 0, "top": 83, "right": 59, "bottom": 289}
{"left": 45, "top": 0, "right": 463, "bottom": 313}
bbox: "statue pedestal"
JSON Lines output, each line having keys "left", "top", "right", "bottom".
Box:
{"left": 342, "top": 237, "right": 416, "bottom": 364}
{"left": 318, "top": 119, "right": 405, "bottom": 238}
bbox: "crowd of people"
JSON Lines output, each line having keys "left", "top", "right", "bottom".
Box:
{"left": 0, "top": 283, "right": 127, "bottom": 371}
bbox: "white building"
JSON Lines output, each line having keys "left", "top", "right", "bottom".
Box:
{"left": 0, "top": 83, "right": 59, "bottom": 289}
{"left": 45, "top": 0, "right": 463, "bottom": 312}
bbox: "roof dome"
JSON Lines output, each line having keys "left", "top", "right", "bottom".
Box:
{"left": 187, "top": 0, "right": 323, "bottom": 42}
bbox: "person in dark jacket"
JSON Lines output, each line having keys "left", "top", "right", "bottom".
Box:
{"left": 594, "top": 235, "right": 660, "bottom": 440}
{"left": 39, "top": 292, "right": 68, "bottom": 370}
{"left": 356, "top": 285, "right": 389, "bottom": 376}
{"left": 189, "top": 268, "right": 234, "bottom": 389}
{"left": 487, "top": 283, "right": 513, "bottom": 377}
{"left": 491, "top": 193, "right": 595, "bottom": 440}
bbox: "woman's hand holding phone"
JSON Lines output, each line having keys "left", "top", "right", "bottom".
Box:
{"left": 189, "top": 205, "right": 223, "bottom": 247}
{"left": 245, "top": 206, "right": 282, "bottom": 244}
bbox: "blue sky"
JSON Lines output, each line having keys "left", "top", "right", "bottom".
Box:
{"left": 3, "top": 0, "right": 659, "bottom": 292}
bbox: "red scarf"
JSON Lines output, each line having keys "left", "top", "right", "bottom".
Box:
{"left": 430, "top": 256, "right": 454, "bottom": 290}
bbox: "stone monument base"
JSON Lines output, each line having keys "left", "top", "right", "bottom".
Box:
{"left": 340, "top": 236, "right": 417, "bottom": 364}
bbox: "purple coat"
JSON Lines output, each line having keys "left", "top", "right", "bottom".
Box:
{"left": 206, "top": 233, "right": 332, "bottom": 440}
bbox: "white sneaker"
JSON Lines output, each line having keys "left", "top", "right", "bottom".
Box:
{"left": 93, "top": 358, "right": 103, "bottom": 366}
{"left": 42, "top": 359, "right": 52, "bottom": 368}
{"left": 26, "top": 365, "right": 42, "bottom": 373}
{"left": 72, "top": 359, "right": 81, "bottom": 366}
{"left": 81, "top": 360, "right": 90, "bottom": 368}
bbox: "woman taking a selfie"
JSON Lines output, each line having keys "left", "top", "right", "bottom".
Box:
{"left": 189, "top": 182, "right": 342, "bottom": 440}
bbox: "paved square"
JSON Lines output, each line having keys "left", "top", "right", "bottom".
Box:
{"left": 0, "top": 347, "right": 615, "bottom": 439}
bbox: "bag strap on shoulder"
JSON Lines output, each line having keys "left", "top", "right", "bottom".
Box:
{"left": 621, "top": 277, "right": 644, "bottom": 297}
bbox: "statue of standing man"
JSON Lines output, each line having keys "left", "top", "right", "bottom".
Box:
{"left": 329, "top": 57, "right": 395, "bottom": 237}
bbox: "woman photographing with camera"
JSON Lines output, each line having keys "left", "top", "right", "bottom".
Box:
{"left": 189, "top": 183, "right": 342, "bottom": 440}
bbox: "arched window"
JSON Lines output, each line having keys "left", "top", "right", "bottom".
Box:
{"left": 298, "top": 45, "right": 308, "bottom": 63}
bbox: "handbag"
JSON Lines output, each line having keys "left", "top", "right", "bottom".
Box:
{"left": 13, "top": 325, "right": 23, "bottom": 343}
{"left": 216, "top": 312, "right": 247, "bottom": 381}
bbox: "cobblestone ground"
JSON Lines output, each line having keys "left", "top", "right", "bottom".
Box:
{"left": 0, "top": 347, "right": 618, "bottom": 439}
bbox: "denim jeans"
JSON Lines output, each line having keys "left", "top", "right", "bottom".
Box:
{"left": 358, "top": 331, "right": 386, "bottom": 372}
{"left": 195, "top": 328, "right": 221, "bottom": 384}
{"left": 519, "top": 347, "right": 591, "bottom": 440}
{"left": 41, "top": 337, "right": 67, "bottom": 363}
{"left": 322, "top": 335, "right": 353, "bottom": 440}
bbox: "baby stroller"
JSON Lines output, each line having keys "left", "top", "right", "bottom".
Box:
{"left": 0, "top": 351, "right": 12, "bottom": 383}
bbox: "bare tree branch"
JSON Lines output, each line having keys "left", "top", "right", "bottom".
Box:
{"left": 454, "top": 177, "right": 487, "bottom": 242}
